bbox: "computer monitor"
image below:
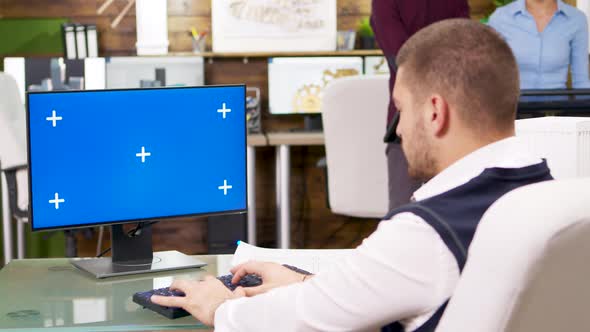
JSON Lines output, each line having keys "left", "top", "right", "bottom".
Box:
{"left": 4, "top": 57, "right": 106, "bottom": 102}
{"left": 518, "top": 89, "right": 590, "bottom": 115}
{"left": 26, "top": 85, "right": 247, "bottom": 278}
{"left": 268, "top": 57, "right": 363, "bottom": 131}
{"left": 106, "top": 56, "right": 204, "bottom": 89}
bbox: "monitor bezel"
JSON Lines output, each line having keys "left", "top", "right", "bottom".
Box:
{"left": 26, "top": 84, "right": 248, "bottom": 232}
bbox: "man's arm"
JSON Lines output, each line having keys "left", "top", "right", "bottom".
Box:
{"left": 214, "top": 213, "right": 460, "bottom": 331}
{"left": 371, "top": 0, "right": 408, "bottom": 60}
{"left": 571, "top": 14, "right": 590, "bottom": 88}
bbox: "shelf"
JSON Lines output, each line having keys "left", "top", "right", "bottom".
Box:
{"left": 266, "top": 132, "right": 325, "bottom": 146}
{"left": 169, "top": 50, "right": 383, "bottom": 58}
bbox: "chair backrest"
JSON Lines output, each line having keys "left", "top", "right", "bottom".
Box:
{"left": 321, "top": 75, "right": 389, "bottom": 218}
{"left": 436, "top": 178, "right": 590, "bottom": 332}
{"left": 0, "top": 72, "right": 27, "bottom": 170}
{"left": 0, "top": 72, "right": 29, "bottom": 211}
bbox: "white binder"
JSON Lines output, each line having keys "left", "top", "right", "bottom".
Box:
{"left": 75, "top": 24, "right": 87, "bottom": 59}
{"left": 86, "top": 25, "right": 99, "bottom": 57}
{"left": 63, "top": 24, "right": 77, "bottom": 60}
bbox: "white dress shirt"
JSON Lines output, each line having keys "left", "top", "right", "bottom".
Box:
{"left": 214, "top": 136, "right": 543, "bottom": 332}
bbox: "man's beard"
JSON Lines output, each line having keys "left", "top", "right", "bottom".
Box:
{"left": 403, "top": 124, "right": 437, "bottom": 183}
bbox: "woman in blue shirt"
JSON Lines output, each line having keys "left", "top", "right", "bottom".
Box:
{"left": 489, "top": 0, "right": 590, "bottom": 89}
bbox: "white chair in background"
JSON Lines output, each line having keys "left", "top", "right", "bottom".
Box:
{"left": 321, "top": 75, "right": 389, "bottom": 218}
{"left": 436, "top": 178, "right": 590, "bottom": 332}
{"left": 0, "top": 72, "right": 29, "bottom": 265}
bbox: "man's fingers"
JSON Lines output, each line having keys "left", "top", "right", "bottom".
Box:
{"left": 230, "top": 261, "right": 252, "bottom": 274}
{"left": 151, "top": 295, "right": 186, "bottom": 308}
{"left": 230, "top": 262, "right": 256, "bottom": 282}
{"left": 169, "top": 279, "right": 191, "bottom": 293}
{"left": 230, "top": 265, "right": 240, "bottom": 275}
{"left": 231, "top": 261, "right": 266, "bottom": 284}
{"left": 231, "top": 267, "right": 248, "bottom": 284}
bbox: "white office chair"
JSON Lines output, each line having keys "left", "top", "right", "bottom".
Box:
{"left": 0, "top": 72, "right": 30, "bottom": 265}
{"left": 321, "top": 75, "right": 389, "bottom": 218}
{"left": 436, "top": 178, "right": 590, "bottom": 332}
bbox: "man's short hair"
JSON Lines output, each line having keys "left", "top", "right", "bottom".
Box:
{"left": 396, "top": 19, "right": 519, "bottom": 133}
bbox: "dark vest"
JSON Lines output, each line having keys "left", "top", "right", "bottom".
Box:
{"left": 382, "top": 160, "right": 553, "bottom": 332}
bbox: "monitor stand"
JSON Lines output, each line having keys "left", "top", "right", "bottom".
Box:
{"left": 71, "top": 223, "right": 207, "bottom": 279}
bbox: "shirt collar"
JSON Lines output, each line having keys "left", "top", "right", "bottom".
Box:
{"left": 512, "top": 0, "right": 569, "bottom": 18}
{"left": 511, "top": 0, "right": 527, "bottom": 16}
{"left": 412, "top": 136, "right": 543, "bottom": 202}
{"left": 557, "top": 1, "right": 573, "bottom": 17}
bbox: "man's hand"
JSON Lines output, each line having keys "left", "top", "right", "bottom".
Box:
{"left": 230, "top": 261, "right": 308, "bottom": 296}
{"left": 151, "top": 276, "right": 242, "bottom": 326}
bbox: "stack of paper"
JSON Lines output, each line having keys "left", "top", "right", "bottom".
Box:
{"left": 231, "top": 242, "right": 353, "bottom": 274}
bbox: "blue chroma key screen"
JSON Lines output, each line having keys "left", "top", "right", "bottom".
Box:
{"left": 27, "top": 86, "right": 247, "bottom": 231}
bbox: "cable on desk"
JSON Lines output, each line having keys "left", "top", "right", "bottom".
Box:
{"left": 96, "top": 221, "right": 160, "bottom": 258}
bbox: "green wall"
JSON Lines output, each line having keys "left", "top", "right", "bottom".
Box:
{"left": 0, "top": 18, "right": 67, "bottom": 72}
{"left": 0, "top": 18, "right": 66, "bottom": 56}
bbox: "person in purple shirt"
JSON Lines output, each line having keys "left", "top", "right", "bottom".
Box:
{"left": 371, "top": 0, "right": 470, "bottom": 211}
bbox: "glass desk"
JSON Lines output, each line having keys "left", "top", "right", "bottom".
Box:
{"left": 0, "top": 254, "right": 233, "bottom": 331}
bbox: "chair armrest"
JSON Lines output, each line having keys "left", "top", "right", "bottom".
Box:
{"left": 2, "top": 164, "right": 27, "bottom": 173}
{"left": 2, "top": 166, "right": 29, "bottom": 219}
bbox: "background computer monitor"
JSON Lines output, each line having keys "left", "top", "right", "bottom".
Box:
{"left": 26, "top": 85, "right": 246, "bottom": 277}
{"left": 4, "top": 57, "right": 106, "bottom": 102}
{"left": 106, "top": 56, "right": 204, "bottom": 89}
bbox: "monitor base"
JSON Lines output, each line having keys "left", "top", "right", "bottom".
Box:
{"left": 71, "top": 250, "right": 207, "bottom": 279}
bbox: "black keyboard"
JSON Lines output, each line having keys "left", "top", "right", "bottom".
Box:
{"left": 133, "top": 287, "right": 189, "bottom": 319}
{"left": 217, "top": 273, "right": 263, "bottom": 291}
{"left": 133, "top": 265, "right": 311, "bottom": 319}
{"left": 133, "top": 274, "right": 263, "bottom": 319}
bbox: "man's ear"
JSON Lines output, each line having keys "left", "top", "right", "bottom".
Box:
{"left": 427, "top": 95, "right": 449, "bottom": 137}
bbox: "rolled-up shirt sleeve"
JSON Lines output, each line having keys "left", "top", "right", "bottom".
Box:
{"left": 214, "top": 213, "right": 460, "bottom": 332}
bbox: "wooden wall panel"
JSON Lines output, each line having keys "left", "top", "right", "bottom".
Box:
{"left": 470, "top": 0, "right": 496, "bottom": 19}
{"left": 2, "top": 0, "right": 578, "bottom": 56}
{"left": 0, "top": 0, "right": 376, "bottom": 55}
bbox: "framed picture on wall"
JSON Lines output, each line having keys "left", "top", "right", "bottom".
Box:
{"left": 268, "top": 57, "right": 363, "bottom": 114}
{"left": 212, "top": 0, "right": 337, "bottom": 53}
{"left": 364, "top": 56, "right": 390, "bottom": 75}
